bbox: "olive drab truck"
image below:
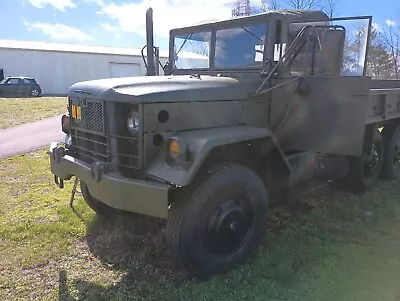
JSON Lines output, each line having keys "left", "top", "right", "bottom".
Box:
{"left": 49, "top": 8, "right": 400, "bottom": 278}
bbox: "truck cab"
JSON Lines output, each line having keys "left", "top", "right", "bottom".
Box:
{"left": 49, "top": 9, "right": 400, "bottom": 278}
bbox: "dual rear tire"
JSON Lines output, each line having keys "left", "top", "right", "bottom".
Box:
{"left": 346, "top": 128, "right": 384, "bottom": 193}
{"left": 346, "top": 124, "right": 400, "bottom": 194}
{"left": 382, "top": 124, "right": 400, "bottom": 180}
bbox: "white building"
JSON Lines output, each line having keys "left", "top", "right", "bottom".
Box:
{"left": 0, "top": 39, "right": 173, "bottom": 95}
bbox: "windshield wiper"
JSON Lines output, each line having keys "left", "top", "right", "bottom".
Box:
{"left": 241, "top": 26, "right": 263, "bottom": 43}
{"left": 176, "top": 33, "right": 193, "bottom": 56}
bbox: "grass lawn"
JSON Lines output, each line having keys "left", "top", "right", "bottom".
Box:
{"left": 0, "top": 97, "right": 67, "bottom": 129}
{"left": 1, "top": 150, "right": 400, "bottom": 300}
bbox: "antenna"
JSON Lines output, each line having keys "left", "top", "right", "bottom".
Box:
{"left": 232, "top": 0, "right": 251, "bottom": 17}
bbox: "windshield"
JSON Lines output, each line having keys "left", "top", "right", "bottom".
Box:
{"left": 0, "top": 79, "right": 6, "bottom": 84}
{"left": 215, "top": 24, "right": 267, "bottom": 68}
{"left": 173, "top": 32, "right": 211, "bottom": 69}
{"left": 172, "top": 22, "right": 267, "bottom": 70}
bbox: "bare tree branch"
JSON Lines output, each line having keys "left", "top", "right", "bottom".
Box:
{"left": 269, "top": 0, "right": 280, "bottom": 10}
{"left": 382, "top": 22, "right": 400, "bottom": 79}
{"left": 285, "top": 0, "right": 318, "bottom": 10}
{"left": 323, "top": 0, "right": 339, "bottom": 17}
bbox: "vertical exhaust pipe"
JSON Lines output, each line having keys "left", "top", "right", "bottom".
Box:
{"left": 146, "top": 7, "right": 156, "bottom": 76}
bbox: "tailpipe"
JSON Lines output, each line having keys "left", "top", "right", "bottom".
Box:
{"left": 146, "top": 7, "right": 156, "bottom": 76}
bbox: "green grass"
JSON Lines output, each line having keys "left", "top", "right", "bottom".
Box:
{"left": 0, "top": 97, "right": 67, "bottom": 129}
{"left": 1, "top": 150, "right": 400, "bottom": 300}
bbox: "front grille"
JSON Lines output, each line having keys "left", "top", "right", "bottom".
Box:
{"left": 71, "top": 129, "right": 109, "bottom": 163}
{"left": 69, "top": 97, "right": 108, "bottom": 164}
{"left": 68, "top": 97, "right": 142, "bottom": 171}
{"left": 117, "top": 135, "right": 141, "bottom": 169}
{"left": 71, "top": 99, "right": 105, "bottom": 134}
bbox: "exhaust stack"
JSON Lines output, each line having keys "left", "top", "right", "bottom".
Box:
{"left": 145, "top": 7, "right": 156, "bottom": 76}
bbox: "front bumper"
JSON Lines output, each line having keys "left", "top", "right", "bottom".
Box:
{"left": 48, "top": 142, "right": 171, "bottom": 218}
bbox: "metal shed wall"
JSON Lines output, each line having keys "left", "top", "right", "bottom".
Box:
{"left": 0, "top": 48, "right": 168, "bottom": 95}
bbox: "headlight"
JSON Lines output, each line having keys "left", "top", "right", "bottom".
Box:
{"left": 127, "top": 111, "right": 140, "bottom": 135}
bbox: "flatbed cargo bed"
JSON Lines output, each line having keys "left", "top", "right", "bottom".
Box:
{"left": 367, "top": 80, "right": 400, "bottom": 124}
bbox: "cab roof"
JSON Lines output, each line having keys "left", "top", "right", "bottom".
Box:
{"left": 6, "top": 76, "right": 35, "bottom": 80}
{"left": 170, "top": 9, "right": 329, "bottom": 34}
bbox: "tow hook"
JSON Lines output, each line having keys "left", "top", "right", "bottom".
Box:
{"left": 50, "top": 145, "right": 66, "bottom": 189}
{"left": 52, "top": 146, "right": 66, "bottom": 163}
{"left": 54, "top": 175, "right": 64, "bottom": 189}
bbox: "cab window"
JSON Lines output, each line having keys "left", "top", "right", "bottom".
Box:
{"left": 215, "top": 23, "right": 267, "bottom": 69}
{"left": 174, "top": 32, "right": 211, "bottom": 69}
{"left": 6, "top": 78, "right": 20, "bottom": 85}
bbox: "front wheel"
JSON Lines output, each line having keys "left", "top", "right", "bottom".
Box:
{"left": 80, "top": 181, "right": 117, "bottom": 217}
{"left": 167, "top": 163, "right": 268, "bottom": 278}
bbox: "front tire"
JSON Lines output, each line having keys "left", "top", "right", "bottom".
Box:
{"left": 167, "top": 163, "right": 268, "bottom": 278}
{"left": 80, "top": 181, "right": 116, "bottom": 217}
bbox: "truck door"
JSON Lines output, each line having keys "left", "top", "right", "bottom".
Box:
{"left": 271, "top": 16, "right": 373, "bottom": 156}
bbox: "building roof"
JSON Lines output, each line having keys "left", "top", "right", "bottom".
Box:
{"left": 0, "top": 39, "right": 170, "bottom": 57}
{"left": 0, "top": 39, "right": 209, "bottom": 60}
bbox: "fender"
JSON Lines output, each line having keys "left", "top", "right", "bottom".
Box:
{"left": 146, "top": 126, "right": 291, "bottom": 186}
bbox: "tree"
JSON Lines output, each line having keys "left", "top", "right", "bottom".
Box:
{"left": 382, "top": 22, "right": 400, "bottom": 79}
{"left": 367, "top": 29, "right": 394, "bottom": 79}
{"left": 285, "top": 0, "right": 318, "bottom": 9}
{"left": 322, "top": 0, "right": 338, "bottom": 18}
{"left": 269, "top": 0, "right": 280, "bottom": 9}
{"left": 250, "top": 0, "right": 276, "bottom": 14}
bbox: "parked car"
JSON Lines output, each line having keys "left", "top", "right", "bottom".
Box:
{"left": 0, "top": 76, "right": 42, "bottom": 97}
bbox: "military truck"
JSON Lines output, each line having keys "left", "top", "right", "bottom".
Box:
{"left": 49, "top": 8, "right": 400, "bottom": 278}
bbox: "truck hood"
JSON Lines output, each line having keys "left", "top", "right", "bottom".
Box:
{"left": 68, "top": 75, "right": 252, "bottom": 103}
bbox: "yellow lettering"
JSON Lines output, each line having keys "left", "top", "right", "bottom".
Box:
{"left": 76, "top": 106, "right": 81, "bottom": 120}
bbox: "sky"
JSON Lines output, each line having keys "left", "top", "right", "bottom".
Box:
{"left": 0, "top": 0, "right": 398, "bottom": 51}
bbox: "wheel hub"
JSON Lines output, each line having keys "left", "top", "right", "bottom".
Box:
{"left": 204, "top": 197, "right": 253, "bottom": 255}
{"left": 393, "top": 143, "right": 400, "bottom": 168}
{"left": 370, "top": 145, "right": 379, "bottom": 171}
{"left": 363, "top": 144, "right": 380, "bottom": 177}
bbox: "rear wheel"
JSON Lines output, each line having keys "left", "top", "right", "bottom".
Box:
{"left": 30, "top": 88, "right": 40, "bottom": 97}
{"left": 167, "top": 163, "right": 268, "bottom": 278}
{"left": 382, "top": 124, "right": 400, "bottom": 180}
{"left": 347, "top": 129, "right": 384, "bottom": 193}
{"left": 80, "top": 181, "right": 116, "bottom": 217}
